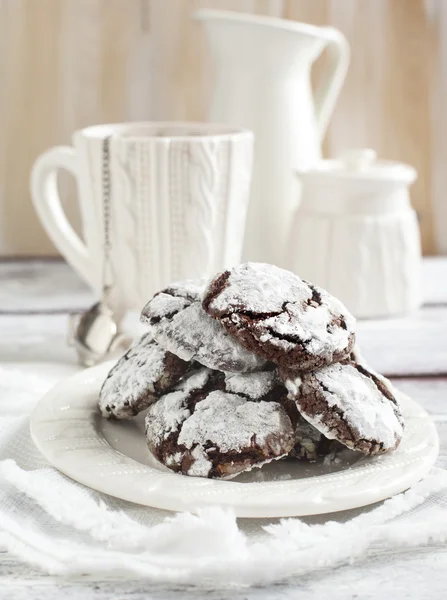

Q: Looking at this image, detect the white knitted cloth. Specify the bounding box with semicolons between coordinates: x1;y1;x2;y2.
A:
0;362;446;588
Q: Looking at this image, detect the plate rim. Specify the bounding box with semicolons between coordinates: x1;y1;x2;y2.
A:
30;362;440;518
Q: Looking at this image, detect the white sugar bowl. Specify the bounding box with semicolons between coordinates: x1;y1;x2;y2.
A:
288;149;422;318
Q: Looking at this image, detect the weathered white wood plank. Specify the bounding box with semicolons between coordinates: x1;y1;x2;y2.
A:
1;548;447;600
391;377;447;468
0;260;92;312
0;257;446;312
1;306;445;377
422;257;447;304
0;259;445;377
0;313;145;364
0;314;77;363
357;306;447;376
392;377;447;415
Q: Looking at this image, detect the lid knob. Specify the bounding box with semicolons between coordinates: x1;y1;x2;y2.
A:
340;149;377;171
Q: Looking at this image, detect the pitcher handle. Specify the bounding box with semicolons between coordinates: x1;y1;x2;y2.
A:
314;28;350;140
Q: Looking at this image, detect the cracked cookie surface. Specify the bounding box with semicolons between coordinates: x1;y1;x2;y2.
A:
145;366;294;478
141;279;265;373
99;333;191;419
282;361;404;455
203;262;355;372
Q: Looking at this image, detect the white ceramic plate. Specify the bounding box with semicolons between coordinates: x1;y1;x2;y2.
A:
30;361;439;518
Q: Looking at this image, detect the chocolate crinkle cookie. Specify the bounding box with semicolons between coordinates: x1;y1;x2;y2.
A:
99;333;191;419
282;361;404;455
141;279;265;373
202;262;356;373
145;367;295;479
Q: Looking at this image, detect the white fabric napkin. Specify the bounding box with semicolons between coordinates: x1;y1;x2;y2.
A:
0;362;446;588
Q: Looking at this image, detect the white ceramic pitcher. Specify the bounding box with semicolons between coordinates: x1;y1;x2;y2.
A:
288;150;421;318
195;10;350;265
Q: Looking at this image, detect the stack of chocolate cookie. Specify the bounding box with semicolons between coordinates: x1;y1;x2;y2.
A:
99;263;404;479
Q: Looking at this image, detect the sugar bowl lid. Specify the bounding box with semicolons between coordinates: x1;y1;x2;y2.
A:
298;149;417;186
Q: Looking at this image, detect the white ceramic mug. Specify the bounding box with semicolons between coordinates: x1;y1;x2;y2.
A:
31;122;253;313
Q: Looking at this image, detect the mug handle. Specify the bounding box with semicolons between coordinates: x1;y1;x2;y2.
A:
30;146;94;287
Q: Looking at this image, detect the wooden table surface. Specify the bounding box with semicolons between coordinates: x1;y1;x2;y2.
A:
0;258;446;600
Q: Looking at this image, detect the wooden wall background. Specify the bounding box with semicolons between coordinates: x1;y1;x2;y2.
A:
0;0;445;256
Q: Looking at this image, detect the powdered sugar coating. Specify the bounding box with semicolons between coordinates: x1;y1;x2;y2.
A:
145;367;217;451
99;333;189;419
207;263;309;314
145;366;294;479
203;263;356;371
145;368;216;447
178;368;211;393
187;446;211;477
145;389;192;444
141;279;265;373
178;391;291;454
224;371;277;399
285;362;404;454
